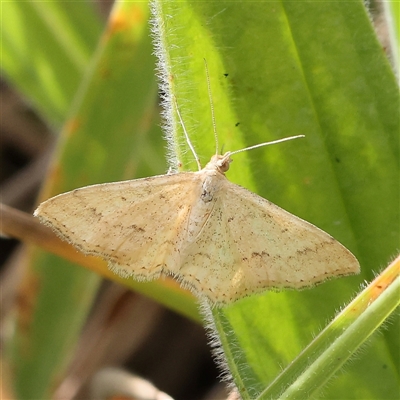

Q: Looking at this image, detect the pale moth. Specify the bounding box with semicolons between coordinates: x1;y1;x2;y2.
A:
34;72;360;305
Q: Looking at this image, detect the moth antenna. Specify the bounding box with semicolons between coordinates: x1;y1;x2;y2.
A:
204;59;219;155
229;135;305;156
173;95;202;171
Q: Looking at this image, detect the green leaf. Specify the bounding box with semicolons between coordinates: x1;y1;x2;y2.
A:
1;1;102;126
153;0;399;398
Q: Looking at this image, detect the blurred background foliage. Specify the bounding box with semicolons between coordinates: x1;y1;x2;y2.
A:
1;0;398;399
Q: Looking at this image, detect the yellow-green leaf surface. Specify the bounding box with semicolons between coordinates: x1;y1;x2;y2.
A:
153;0;399;398
1;1;102;125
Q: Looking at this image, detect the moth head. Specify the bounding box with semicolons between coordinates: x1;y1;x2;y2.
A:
207;153;233;174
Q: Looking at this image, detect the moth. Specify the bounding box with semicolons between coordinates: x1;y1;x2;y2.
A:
34;68;359;304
